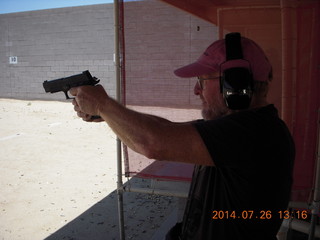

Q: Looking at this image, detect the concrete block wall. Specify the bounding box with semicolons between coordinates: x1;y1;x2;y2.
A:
124;0;217;108
0;4;115;100
0;0;217;107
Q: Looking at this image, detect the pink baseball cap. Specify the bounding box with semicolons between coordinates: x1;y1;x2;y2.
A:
174;36;272;82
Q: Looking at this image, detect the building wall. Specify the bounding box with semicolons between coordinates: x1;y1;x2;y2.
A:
0;1;217;107
0;4;115;100
123;0;217;108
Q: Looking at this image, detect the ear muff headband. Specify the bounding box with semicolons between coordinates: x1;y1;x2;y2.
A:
225;32;243;60
221;33;253;110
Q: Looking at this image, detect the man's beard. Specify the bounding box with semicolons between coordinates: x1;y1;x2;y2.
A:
202;104;230;120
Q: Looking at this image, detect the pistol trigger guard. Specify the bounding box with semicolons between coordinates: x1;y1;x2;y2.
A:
64;91;74;100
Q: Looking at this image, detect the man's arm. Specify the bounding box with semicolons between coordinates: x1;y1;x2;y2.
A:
70;85;214;166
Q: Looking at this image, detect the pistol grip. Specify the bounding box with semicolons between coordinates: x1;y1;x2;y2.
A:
90;115;102;120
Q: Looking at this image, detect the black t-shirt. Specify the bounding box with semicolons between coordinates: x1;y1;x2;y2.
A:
180;105;295;240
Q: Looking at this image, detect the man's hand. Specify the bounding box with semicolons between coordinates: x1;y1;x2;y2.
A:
69;85;108;122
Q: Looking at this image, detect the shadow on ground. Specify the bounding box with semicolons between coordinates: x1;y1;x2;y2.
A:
44;178;179;240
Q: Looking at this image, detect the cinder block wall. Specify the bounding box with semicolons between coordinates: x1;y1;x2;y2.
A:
0;1;217;107
0;4;115;100
123;1;217;108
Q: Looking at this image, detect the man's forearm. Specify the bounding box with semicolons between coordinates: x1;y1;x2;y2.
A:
98;97;174;159
71;85;214;166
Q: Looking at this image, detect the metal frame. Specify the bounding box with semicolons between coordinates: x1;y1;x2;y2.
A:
113;0;126;239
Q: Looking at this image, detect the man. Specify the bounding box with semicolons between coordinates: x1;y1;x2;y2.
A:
70;33;295;239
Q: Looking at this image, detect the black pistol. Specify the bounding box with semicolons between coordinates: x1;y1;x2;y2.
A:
43;70;101;120
43;70;100;99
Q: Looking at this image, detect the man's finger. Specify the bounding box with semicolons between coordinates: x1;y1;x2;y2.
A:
73;104;80;112
69;87;78;96
72;99;78;106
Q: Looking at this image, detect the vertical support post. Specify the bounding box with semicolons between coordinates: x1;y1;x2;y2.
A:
113;0;125;239
308;3;320;238
280;0;296;130
308;110;320;240
117;138;125;240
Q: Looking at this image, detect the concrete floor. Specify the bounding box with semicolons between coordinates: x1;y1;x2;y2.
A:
0;99;189;240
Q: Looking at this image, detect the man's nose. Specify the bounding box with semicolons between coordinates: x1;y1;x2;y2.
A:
194;82;201;95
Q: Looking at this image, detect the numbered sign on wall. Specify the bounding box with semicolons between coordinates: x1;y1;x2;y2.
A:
9;56;18;64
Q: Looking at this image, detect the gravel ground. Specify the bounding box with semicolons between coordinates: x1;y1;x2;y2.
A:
0;98;186;240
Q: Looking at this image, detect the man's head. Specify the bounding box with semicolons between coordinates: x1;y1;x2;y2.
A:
174;33;272;120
